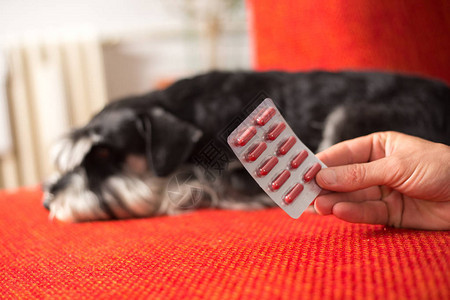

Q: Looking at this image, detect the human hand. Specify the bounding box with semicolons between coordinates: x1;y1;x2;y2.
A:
314;131;450;230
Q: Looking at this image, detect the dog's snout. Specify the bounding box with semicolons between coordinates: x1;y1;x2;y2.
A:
41;175;62;211
42;191;54;211
43;197;51;210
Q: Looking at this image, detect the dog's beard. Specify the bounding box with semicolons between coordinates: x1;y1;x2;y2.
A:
46;170;107;222
46;128;171;221
44;164;273;222
45;149;225;222
46;169;167;222
44;132;217;222
44;118;272;222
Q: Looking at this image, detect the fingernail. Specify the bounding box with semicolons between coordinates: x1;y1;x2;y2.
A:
319;169;337;186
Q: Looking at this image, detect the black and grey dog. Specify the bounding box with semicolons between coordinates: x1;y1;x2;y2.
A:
43;71;450;222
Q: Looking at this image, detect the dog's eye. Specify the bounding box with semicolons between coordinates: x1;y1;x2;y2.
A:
93;146;112;160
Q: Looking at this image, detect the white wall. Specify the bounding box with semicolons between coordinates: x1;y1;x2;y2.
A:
0;0;184;36
0;0;252;100
0;0;252;188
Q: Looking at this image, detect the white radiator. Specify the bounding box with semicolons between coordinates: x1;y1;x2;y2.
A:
0;31;108;189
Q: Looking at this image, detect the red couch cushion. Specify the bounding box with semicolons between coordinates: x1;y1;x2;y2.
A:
248;0;450;83
1;187;449;299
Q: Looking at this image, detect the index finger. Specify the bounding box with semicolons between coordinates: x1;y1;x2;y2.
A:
316;133;386;167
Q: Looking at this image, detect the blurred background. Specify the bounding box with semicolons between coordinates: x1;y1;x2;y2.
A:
1;0;448;189
0;0;251;189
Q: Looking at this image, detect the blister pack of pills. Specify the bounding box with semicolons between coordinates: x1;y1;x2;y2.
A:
227;98;326;219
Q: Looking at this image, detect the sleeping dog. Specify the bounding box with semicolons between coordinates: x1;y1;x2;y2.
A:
42;71;450;222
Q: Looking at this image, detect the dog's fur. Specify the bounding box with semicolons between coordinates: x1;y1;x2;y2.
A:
43;71;450;222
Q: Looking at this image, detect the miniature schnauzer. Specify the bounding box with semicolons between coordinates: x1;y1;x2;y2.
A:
43;71;450;222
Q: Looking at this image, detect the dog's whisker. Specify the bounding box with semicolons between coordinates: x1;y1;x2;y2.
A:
104;175;159;218
48;170;109;222
48;204;56;222
99;173;161;219
101;188;138;219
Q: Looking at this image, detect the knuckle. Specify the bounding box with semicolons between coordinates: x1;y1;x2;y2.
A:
344;164;366;185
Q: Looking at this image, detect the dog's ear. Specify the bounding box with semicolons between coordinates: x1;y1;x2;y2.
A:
137;107;203;177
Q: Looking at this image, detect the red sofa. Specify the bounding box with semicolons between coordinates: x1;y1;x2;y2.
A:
1;1;449;299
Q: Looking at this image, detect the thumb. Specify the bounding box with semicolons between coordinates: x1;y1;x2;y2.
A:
316;159;388;192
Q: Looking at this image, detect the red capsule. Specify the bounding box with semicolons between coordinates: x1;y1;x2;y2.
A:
255;107;276;126
278;136;296;155
266;122;286;141
284;183;304;204
271;170;291;191
290;150;309;169
257;156;278;177
304;163;322;183
246;142;267;162
235;126;257;146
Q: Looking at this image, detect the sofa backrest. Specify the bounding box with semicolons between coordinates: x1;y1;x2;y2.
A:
247;0;450;83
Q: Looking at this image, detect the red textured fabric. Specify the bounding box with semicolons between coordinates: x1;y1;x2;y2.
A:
248;0;450;83
1;187;449;299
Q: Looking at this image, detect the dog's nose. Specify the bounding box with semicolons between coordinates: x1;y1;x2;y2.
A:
43;199;50;210
42;192;53;211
